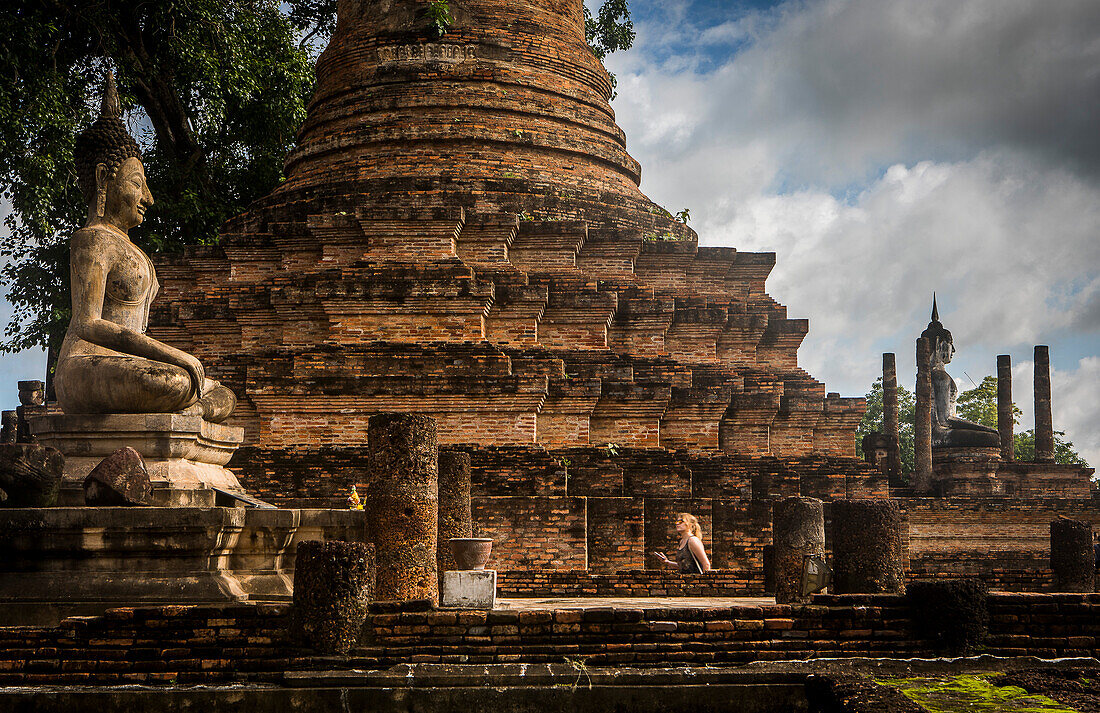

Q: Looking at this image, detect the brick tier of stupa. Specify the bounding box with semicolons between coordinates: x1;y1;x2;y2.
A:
148;0;878;576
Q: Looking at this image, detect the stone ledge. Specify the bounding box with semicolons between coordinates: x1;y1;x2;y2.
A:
29;412;246;495
0;506;367;626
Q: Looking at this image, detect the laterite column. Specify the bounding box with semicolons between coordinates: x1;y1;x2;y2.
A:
366;413;439;604
831;499;905;594
882;353;901;485
437;450;472;586
1034;346;1054;462
913;337;933;493
1050;518;1094;593
773;496;825;604
997;355;1014;461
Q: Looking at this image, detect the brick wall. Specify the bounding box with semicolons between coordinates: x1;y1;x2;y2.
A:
1;593;1097;684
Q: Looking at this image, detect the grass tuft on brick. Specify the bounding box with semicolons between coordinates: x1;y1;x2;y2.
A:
291;540;375;654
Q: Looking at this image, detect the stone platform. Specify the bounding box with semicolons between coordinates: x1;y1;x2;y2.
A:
0;593;1097;687
29;412;245;506
0;506;366;626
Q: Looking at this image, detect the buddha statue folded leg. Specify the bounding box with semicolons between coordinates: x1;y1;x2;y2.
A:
54;355;236;423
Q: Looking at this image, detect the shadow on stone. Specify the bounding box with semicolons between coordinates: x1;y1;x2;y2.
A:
0;442;64;507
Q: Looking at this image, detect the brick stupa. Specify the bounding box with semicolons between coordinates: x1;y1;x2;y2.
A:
149;0;878;577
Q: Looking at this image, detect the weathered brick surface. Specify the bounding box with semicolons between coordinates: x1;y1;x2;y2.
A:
135;0;1100;600
146;0;864;479
1;593;1097;684
901;497;1100;591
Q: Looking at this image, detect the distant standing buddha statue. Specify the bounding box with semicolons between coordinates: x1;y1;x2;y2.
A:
920;298;999;449
53;73;236;422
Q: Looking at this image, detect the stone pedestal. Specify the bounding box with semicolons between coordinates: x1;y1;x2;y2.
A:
773;496;825;604
0;506;367;626
441;570;496;609
29;413;245;506
831;499;905;594
932;446;1003;496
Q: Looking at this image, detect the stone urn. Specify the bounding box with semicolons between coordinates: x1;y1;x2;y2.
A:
449;538;493;570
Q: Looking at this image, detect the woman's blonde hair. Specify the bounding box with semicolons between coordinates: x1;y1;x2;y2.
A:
678;512;702;539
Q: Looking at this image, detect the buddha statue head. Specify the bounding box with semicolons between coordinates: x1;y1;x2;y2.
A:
73;72;151;230
920;295;954;366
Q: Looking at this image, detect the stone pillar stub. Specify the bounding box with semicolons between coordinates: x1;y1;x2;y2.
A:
1050;518;1094;593
882;353;901;485
290;540;375;654
772;496;824;604
830;499;906;594
913;337;933;493
1034;346;1054;463
366;413;439;604
437;450;472;588
997;355;1014;462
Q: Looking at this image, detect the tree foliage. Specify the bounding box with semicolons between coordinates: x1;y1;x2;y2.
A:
956;376;1088;467
0;0;329;355
1;0;634;359
955;375;1020;427
584;0;635;94
856;377;916;476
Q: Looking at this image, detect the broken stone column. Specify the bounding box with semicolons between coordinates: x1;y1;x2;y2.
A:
997;355;1014;462
1050;518;1094;593
0;411;15;444
16;380;44;443
291;540;375;654
83;447;152;506
1034;346;1054;463
882;353;902;485
437;450;472;586
913;337;933;492
0;441;64;507
831;499;905;594
773;496;825;604
366;413;439;604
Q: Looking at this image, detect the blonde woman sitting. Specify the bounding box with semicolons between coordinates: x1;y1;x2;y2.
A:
653;512;711;573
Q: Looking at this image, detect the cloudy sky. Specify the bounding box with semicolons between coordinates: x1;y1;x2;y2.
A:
3;0;1098;466
602;0;1100;466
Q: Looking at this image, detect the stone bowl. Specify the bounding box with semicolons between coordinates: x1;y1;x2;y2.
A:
448;538;493;570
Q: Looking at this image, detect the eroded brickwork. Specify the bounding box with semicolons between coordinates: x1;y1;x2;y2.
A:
145;0;876;587
1;594;1097;684
149;0;862;466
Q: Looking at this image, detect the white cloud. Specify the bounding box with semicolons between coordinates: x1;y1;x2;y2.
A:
609;0;1099;459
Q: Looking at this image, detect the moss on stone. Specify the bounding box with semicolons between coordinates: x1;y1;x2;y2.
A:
877;674;1078;713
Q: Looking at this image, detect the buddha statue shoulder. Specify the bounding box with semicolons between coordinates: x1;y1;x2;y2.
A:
920;298;999;449
53;73;235;423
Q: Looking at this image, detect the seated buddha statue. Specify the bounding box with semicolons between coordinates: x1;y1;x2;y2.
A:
53;73;236;423
921;299;999;449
